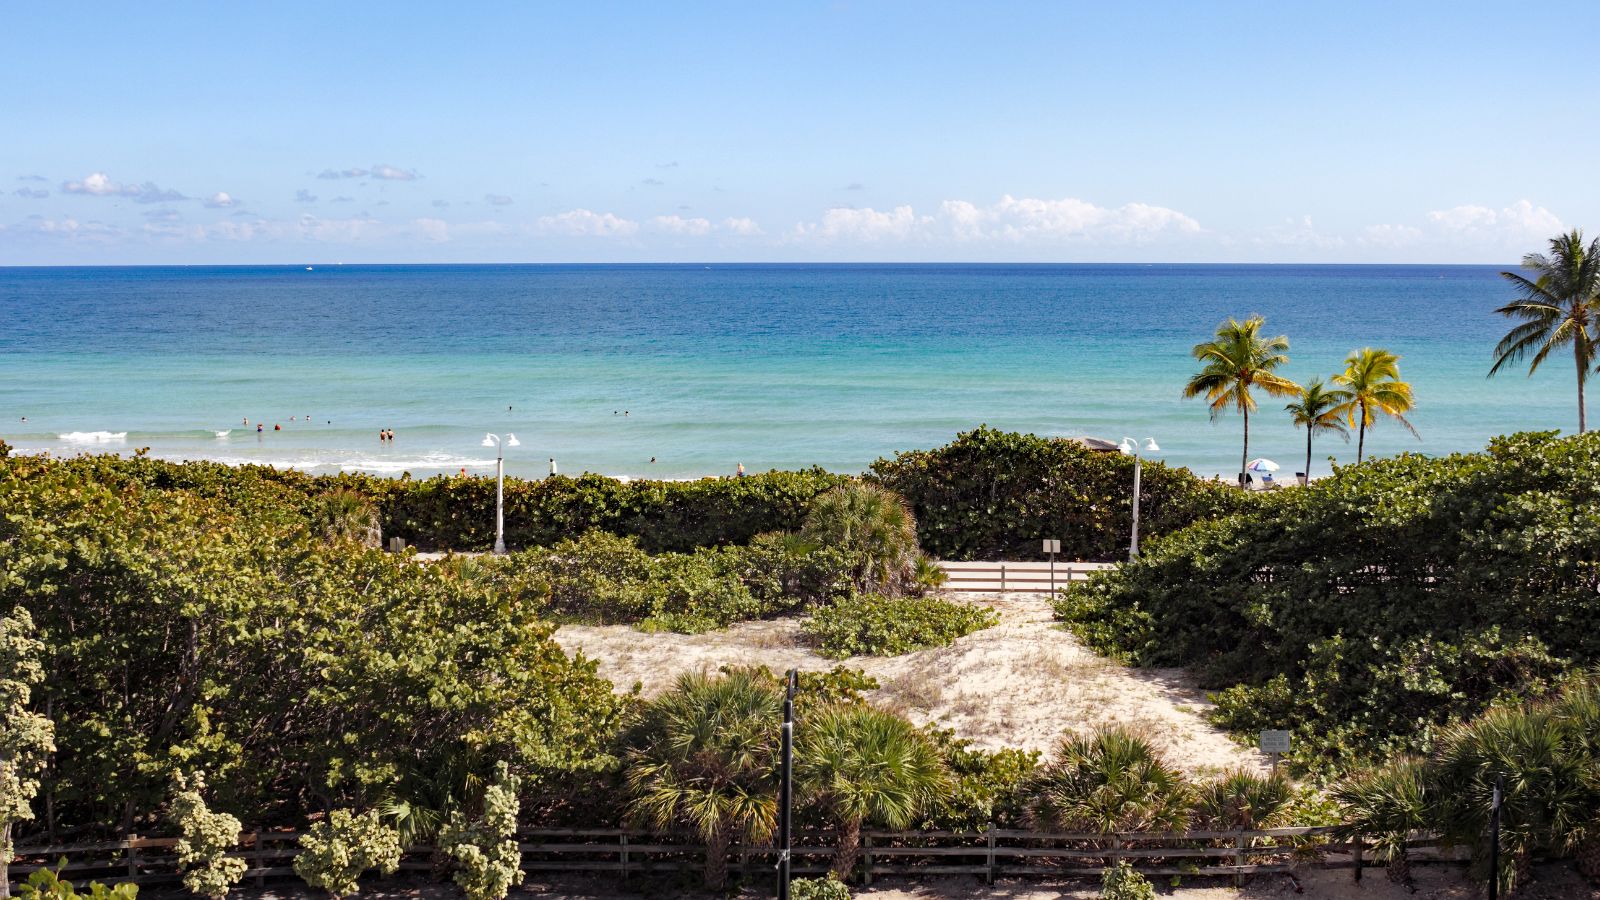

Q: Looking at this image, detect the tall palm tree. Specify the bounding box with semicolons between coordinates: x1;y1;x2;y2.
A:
1491;229;1600;434
1332;348;1418;463
1183;315;1302;483
622;670;781;891
797;704;948;880
1284;379;1349;479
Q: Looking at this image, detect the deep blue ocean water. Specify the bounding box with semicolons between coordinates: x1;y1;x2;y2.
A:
0;263;1578;479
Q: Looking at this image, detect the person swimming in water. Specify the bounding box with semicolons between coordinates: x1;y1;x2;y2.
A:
257;423;264;433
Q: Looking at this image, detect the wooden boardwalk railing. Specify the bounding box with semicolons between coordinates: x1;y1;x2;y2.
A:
937;560;1114;594
9;824;1468;892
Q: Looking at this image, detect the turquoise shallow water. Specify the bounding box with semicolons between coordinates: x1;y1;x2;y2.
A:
0;263;1579;480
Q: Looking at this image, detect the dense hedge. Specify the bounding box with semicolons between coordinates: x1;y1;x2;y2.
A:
871;426;1248;561
0;451;627;836
1055;431;1600;773
802;593;998;659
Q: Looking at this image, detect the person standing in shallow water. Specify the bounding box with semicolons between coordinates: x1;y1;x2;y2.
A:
549;458;558;477
736;462;745;478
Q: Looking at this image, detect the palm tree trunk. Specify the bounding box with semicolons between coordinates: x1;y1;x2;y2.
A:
1357;403;1367;463
1241;406;1250;486
831;817;863;881
703;826;731;891
1305;429;1313;483
1577;340;1588;434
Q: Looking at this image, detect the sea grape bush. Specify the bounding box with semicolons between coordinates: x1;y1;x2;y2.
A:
438;763;523;900
871;426;1247;561
1055;431;1600;772
292;809;402;900
802;593;998;659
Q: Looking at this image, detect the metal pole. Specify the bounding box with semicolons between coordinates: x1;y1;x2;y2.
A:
1129;453;1142;560
777;669;795;900
1488;775;1503;900
493;446;506;555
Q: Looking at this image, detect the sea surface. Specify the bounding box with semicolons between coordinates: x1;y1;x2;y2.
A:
0;263;1578;480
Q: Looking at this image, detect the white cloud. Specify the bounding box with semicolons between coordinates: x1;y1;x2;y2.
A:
17;175;48;182
789;195;1199;245
484;193;514;206
1254;215;1346;249
642;177;665;187
331;195;354;203
1426;200;1562;240
61;172;187;204
795;205;931;242
411;217;450;243
317;168;368;180
204;192;238;208
721;216;763;236
649;214;712;236
534;208;638;237
2;214;122;241
371;164;418;181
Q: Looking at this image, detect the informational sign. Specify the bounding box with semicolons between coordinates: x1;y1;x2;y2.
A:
1258;730;1291;754
1042;539;1061;554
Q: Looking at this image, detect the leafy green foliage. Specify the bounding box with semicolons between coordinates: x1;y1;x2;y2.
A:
872;426;1245;561
917;728;1039;831
293;809;402;899
1055;431;1600;771
1189;770;1293;832
16;861;136;900
1100;860;1155;900
0;452;626;837
310;488;383;548
169;772;247;900
1025;728;1191;833
803;594;997;659
438;762;523;900
801;483;920;592
790;875;851;900
0;607;54;889
1331;757;1431;884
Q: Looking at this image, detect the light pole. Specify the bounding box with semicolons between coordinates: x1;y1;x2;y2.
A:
1118;437;1160;560
481;432;520;554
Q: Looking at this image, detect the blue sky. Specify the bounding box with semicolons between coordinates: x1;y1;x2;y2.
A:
2;1;1594;264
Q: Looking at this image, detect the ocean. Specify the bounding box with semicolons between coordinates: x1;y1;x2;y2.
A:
0;263;1576;481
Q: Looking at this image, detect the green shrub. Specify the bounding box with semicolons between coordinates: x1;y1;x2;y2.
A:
294;809;402;899
872;426;1245;561
170;772;247;900
1025;727;1192;833
918;728;1039;831
16;861;137;900
1189;769;1293;831
310;488;382;548
438;763;523;900
1100;860;1155;900
803;594;997;659
801;482;920;592
1054;431;1600;772
791;875;851;900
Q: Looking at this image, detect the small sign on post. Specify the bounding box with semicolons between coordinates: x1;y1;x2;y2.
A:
1259;729;1291;774
1043;539;1061;590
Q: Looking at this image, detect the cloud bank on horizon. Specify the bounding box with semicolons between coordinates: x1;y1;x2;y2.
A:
2;3;1597;264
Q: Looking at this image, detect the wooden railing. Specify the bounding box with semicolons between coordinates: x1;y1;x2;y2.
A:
9;824;1469;892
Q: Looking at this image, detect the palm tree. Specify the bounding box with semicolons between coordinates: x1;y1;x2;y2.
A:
1331;348;1418;463
622;670;781;890
311;488;383;548
1191;769;1293;832
1332;756;1432;885
1024;727;1192;834
797;705;948;880
1284;379;1349;480
1183;316;1302;483
802;483;921;593
1491;230;1600;433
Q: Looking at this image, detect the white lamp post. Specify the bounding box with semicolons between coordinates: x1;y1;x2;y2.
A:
481;432;520;554
1118;437;1161;560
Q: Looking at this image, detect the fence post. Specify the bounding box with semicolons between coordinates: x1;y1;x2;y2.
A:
986;822;996;884
620;833;629;882
1000;564;1006;594
127;834;139;882
1109;833;1121;872
252;831;264;887
1233;831;1246;888
863;833;873;887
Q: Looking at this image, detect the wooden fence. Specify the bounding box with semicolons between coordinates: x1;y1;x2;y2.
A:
8;824;1468;892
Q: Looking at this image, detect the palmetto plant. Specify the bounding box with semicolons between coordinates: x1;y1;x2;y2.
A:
622;669;781;891
1331;347;1418;463
797;704;948;879
1551;678;1600;880
1284;378;1349;479
802;482;920;593
1024;727;1192;834
311;488;383;548
1432;703;1598;896
1491;230;1600;434
1191;769;1293;832
1183;315;1302;482
1331;756;1432;885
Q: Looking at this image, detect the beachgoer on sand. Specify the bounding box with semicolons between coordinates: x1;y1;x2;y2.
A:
549;458;558;477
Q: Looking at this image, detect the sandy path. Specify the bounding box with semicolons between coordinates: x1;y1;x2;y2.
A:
554;591;1264;775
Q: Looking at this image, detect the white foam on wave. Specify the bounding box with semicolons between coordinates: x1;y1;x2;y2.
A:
59;431;127;444
156;450;500;474
214;430;231;439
